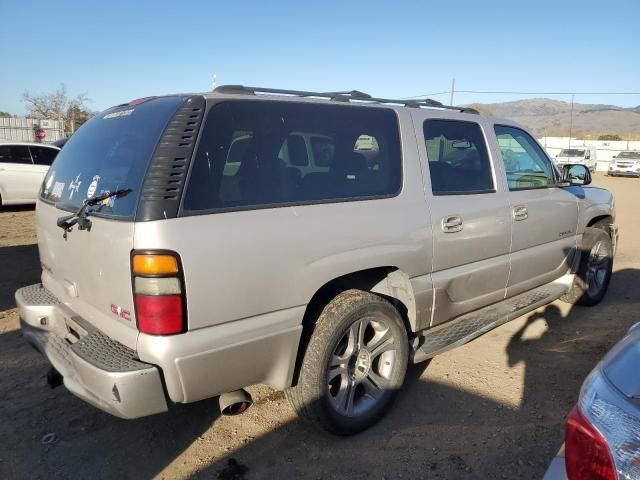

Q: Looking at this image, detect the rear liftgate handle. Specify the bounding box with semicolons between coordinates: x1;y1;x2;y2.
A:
441;215;463;233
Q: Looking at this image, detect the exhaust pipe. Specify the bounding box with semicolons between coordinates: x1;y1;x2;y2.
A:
219;389;253;416
46;367;63;389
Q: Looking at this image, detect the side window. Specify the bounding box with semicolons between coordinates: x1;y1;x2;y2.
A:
494;125;556;190
0;145;33;164
423;120;494;194
30;146;59;166
183;101;402;211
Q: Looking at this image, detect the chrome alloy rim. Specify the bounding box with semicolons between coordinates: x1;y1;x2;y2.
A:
586;240;610;296
326;316;399;417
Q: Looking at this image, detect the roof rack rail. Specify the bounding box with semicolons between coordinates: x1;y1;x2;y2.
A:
213;85;479;114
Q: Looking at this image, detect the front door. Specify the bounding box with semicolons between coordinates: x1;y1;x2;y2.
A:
415;116;512;326
492;124;578;297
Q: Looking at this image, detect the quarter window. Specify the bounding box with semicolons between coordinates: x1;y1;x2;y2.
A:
183;101;402;212
494;125;556;190
423;120;494;194
0;145;32;164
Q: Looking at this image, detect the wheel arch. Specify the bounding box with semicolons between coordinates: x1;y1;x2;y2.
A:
290;266;416;387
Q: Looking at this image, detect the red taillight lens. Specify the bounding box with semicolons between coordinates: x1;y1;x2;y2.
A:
565;406;616;480
135;295;183;335
132;251;186;335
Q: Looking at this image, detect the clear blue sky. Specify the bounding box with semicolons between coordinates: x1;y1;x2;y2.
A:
3;0;639;114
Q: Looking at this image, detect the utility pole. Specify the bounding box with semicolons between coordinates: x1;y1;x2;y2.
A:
449;78;456;106
568;93;574;149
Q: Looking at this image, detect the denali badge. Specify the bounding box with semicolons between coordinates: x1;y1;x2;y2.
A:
110;304;131;321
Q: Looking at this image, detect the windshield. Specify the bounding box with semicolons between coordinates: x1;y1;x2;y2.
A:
617;151;640;159
40;96;185;219
558;149;586;157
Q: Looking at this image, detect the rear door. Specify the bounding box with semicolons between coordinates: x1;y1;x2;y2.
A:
414;115;512;326
0;144;38;202
37;96;188;349
491;124;578;296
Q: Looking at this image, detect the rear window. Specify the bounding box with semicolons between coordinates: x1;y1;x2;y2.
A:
40;96;185;218
183;101;401;212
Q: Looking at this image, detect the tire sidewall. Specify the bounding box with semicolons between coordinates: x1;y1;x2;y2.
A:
578;228;613;305
303;291;408;435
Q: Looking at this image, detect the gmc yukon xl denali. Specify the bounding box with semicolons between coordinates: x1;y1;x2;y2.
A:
16;86;618;435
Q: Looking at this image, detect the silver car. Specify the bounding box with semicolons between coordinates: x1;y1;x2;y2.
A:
608;151;640;177
544;323;640;480
16;86;618;435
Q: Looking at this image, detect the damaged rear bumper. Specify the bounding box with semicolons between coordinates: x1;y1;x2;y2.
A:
16;284;168;419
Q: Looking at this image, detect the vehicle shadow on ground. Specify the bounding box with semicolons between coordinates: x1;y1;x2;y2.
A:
0;243;41;310
0;324;221;480
189;268;640;479
1;269;638;479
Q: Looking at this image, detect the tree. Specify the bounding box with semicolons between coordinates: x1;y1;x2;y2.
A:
21;84;91;134
598;134;622;141
0;112;12;118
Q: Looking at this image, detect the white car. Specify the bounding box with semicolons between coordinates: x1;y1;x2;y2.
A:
608;151;640;177
0;142;59;206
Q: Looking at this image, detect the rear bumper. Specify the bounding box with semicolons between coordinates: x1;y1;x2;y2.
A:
16;284;168;419
543;445;567;480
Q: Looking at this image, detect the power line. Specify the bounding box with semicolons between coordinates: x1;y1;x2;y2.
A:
405;90;640;99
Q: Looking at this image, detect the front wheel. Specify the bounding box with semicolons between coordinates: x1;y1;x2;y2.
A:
561;227;613;306
286;289;408;435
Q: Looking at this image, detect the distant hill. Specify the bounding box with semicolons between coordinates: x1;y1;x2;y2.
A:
465;98;640;138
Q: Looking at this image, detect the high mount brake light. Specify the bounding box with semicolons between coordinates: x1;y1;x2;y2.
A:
132;252;186;335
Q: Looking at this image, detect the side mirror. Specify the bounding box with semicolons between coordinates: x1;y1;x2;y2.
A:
561;164;591;186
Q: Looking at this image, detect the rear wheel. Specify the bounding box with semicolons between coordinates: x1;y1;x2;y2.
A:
561;227;613;306
287;289;408;435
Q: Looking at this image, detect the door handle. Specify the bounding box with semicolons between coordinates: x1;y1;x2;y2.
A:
513;206;528;221
442;215;463;233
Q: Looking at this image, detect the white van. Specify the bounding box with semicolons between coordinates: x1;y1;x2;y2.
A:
554;148;597;171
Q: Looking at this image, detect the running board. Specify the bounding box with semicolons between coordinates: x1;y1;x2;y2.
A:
411;280;570;363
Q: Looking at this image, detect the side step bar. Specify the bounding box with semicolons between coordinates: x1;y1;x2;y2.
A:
412;280;570;363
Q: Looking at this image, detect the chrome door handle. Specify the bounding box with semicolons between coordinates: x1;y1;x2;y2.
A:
442;215;463;233
513;206;528;221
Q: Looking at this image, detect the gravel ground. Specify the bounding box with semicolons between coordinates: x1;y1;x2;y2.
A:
0;174;638;480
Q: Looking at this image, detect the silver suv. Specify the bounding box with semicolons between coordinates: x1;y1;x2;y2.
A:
16;86;618;435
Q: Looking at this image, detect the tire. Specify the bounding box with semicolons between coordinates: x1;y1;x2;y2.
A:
286;289;408;435
561;227;613;306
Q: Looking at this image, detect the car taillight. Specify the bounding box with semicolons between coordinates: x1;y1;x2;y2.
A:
565;406;616;480
132;251;186;335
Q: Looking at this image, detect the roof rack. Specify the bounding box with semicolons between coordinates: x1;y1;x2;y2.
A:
213;85;479;114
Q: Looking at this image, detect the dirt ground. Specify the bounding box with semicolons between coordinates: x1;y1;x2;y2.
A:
1;174;638;480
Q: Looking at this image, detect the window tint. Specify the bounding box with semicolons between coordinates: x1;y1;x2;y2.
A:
494;125;556;190
423;120;494;194
0;145;32;164
39;96;185;218
183;101;402;211
30;146;59;166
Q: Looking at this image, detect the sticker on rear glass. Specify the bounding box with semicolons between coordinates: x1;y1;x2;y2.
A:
52;182;65;199
68;174;82;200
87;175;100;198
103;109;133;120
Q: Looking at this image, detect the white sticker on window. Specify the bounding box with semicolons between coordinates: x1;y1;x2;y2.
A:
52;182;65;198
87;175;100;198
103;109;133;120
68;174;82;200
44;172;55;195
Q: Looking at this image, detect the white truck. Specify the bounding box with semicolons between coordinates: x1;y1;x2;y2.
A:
554;148;597;171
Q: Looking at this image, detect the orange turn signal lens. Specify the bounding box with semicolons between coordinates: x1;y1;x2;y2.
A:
133;254;179;276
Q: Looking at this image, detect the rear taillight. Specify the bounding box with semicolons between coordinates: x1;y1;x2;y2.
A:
132;251;186;335
565;406;616;480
